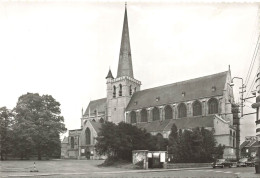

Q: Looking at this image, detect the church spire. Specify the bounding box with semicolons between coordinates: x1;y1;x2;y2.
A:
117;3;134;78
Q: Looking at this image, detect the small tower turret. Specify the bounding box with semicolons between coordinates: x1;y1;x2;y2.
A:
106;68;114;80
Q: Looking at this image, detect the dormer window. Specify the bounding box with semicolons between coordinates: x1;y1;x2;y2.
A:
182;92;185;97
156;97;160;102
134;101;138;105
212;86;216;92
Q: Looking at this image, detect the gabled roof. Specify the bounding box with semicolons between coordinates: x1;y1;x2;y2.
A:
83;98;107;117
136;115;215;133
240;136;260;149
126;71;228;111
61;136;68;144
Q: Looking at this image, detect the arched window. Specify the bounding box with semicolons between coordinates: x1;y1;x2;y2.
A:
152;107;160;121
129;85;132;96
99;118;104;123
193;100;202;116
134;87;137;93
141;109;148;122
71;137;74;149
208;98;218;114
86;127;91;145
130;111;136;123
119;84;122;96
164;105;173;120
92;119;96;122
178;103;187;118
113;86;116;98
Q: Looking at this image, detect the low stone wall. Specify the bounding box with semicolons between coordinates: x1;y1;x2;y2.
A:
167;163;212;169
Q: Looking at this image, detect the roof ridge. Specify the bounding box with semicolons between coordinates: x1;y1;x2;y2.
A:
135;71;228;94
89;97;107;103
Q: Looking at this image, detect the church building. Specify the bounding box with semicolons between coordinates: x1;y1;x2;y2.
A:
62;5;238;160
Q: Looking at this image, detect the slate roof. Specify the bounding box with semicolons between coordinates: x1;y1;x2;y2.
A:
117;5;133;78
247;140;258;147
83;98;107;117
126;71;228;111
89;120;103;133
240;136;260;149
136;115;215;132
240;140;259;149
240;140;250;149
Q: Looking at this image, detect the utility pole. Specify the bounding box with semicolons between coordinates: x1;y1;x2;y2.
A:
231;77;246;160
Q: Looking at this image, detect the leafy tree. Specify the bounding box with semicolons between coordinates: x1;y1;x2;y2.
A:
180;129;193;162
153;133;168;151
213;144;225;160
116;122;152;160
95;121;164;161
168;125;225;163
189;128;203;162
168;124;179;162
0;107;14;160
200;127;216;162
13;93;67;160
95;121;118;157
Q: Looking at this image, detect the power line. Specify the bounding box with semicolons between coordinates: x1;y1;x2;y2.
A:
245;8;260;86
245;34;260;87
245;100;255;104
245;66;260;98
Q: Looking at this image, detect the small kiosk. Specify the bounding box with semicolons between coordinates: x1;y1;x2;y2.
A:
132;150;167;169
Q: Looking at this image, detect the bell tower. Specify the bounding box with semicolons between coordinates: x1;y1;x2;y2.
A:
106;4;141;123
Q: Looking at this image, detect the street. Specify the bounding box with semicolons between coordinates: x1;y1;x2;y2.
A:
1;160;259;178
75;167;258;178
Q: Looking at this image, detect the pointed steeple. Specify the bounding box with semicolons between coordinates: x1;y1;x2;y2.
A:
117;3;134;78
106;68;114;79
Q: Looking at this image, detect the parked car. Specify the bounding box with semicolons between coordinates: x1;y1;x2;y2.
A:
237;158;255;167
237;158;247;167
245;158;255;167
212;159;225;168
212;159;234;168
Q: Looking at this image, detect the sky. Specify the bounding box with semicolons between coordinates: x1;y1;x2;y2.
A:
0;1;259;142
